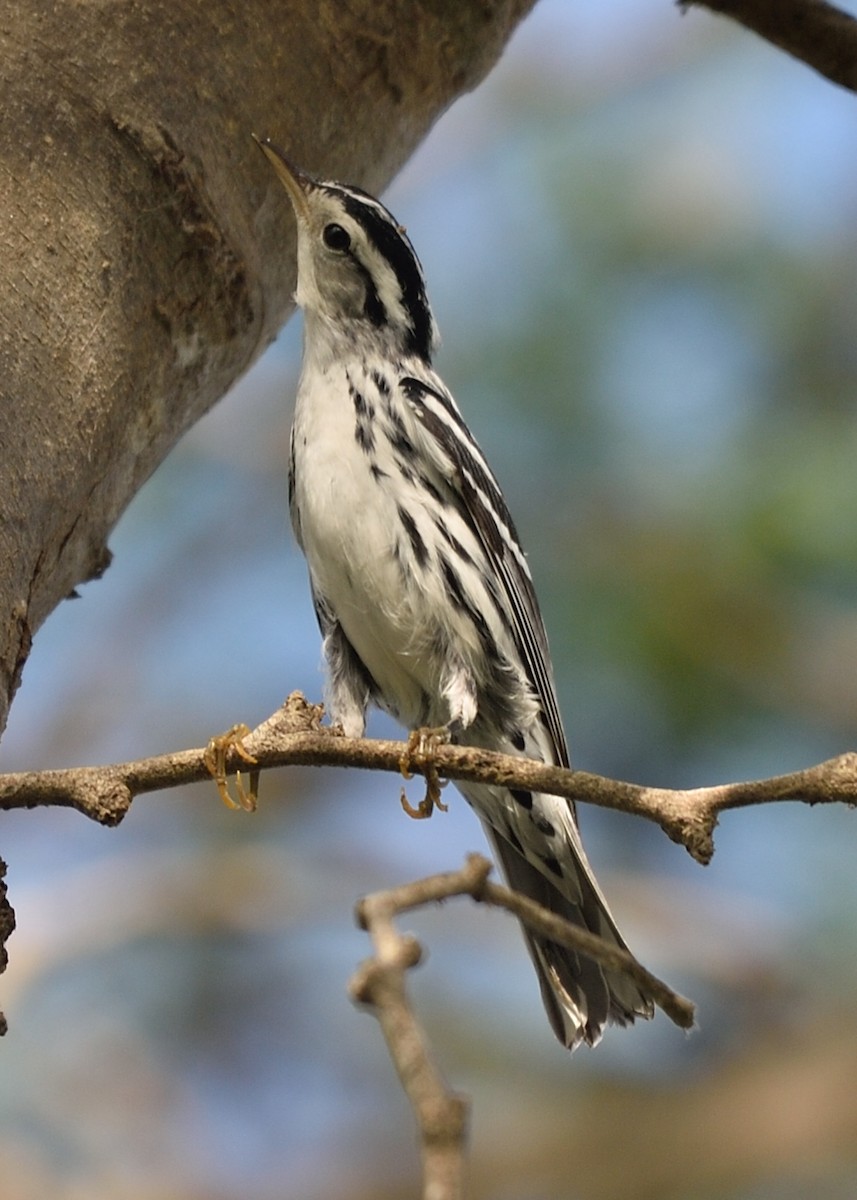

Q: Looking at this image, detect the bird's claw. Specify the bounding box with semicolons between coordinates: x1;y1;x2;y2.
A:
204;723;260;812
399;726;450;820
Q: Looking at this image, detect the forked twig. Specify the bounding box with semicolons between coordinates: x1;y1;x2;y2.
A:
351;853;693;1199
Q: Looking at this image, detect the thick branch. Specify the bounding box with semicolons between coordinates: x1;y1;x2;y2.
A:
0;0;537;735
680;0;857;93
1;693;855;866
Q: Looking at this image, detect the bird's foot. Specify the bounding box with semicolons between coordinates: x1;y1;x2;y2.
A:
399;726;450;820
203;723;260;812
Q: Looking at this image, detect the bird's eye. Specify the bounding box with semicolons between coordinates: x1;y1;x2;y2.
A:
322;223;351;252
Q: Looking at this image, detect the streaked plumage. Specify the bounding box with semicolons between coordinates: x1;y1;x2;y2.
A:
257;138;653;1047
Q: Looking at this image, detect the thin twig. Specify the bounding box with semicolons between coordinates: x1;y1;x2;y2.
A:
351;854;693;1198
1;692;855;866
351;862;482;1200
478;876;694;1030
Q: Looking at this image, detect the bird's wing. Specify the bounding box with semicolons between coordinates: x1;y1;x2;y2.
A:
400;373;570;768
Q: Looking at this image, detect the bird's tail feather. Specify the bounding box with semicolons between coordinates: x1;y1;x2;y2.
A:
485;822;653;1049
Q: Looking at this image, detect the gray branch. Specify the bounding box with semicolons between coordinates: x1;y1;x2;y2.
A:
2;693;855;870
351;853;693;1200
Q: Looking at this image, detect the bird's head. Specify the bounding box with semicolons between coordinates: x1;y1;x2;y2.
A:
254;137;438;363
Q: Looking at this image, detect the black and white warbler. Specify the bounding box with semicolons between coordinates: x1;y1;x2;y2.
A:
256;138;653;1048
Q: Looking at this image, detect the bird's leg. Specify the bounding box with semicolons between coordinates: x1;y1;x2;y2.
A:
204;723;260;812
399;725;450;820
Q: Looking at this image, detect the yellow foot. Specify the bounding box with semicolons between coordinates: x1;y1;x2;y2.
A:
203;723;260;812
399;726;450;820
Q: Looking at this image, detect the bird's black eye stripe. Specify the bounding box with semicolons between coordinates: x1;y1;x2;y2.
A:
323;223;351;252
339;191;434;362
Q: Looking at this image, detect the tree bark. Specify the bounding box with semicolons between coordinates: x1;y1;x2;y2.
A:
0;0;536;735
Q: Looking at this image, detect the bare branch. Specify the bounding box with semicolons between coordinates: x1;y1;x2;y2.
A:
351;863;479;1200
350;853;693;1197
362;854;693;1028
1;693;855;866
0;0;540;737
680;0;857;93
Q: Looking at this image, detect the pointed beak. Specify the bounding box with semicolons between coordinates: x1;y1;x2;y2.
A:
252;135;311;222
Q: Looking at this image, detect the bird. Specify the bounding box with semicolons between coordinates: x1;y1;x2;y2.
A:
254;136;654;1048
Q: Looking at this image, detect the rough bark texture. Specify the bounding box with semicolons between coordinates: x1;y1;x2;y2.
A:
0;0;536;735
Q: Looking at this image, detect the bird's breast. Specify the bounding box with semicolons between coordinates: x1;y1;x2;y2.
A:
290;361;449;723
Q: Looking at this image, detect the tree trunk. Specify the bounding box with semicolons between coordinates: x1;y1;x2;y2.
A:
0;0;536;735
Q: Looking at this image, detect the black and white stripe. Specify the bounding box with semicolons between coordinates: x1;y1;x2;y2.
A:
301;174;438;363
260;144;654;1049
338;187;435;362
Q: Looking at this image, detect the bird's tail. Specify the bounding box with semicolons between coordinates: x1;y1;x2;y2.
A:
484;819;653;1049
